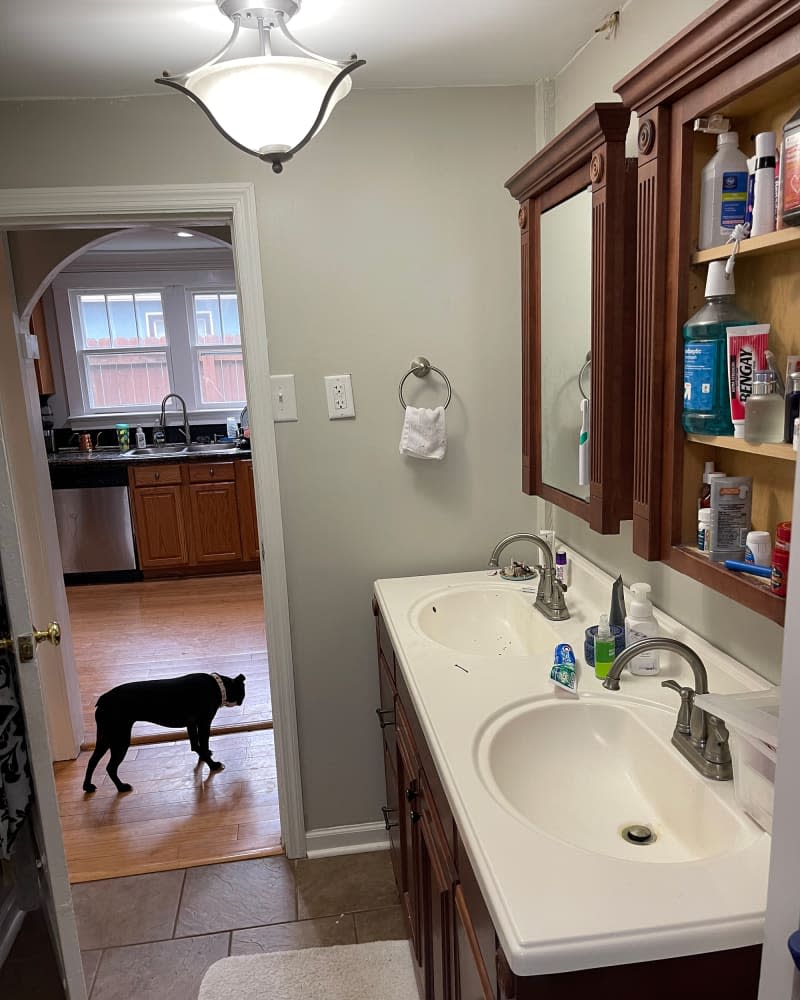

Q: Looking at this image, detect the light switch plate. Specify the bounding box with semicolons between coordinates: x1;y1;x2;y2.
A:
271;374;298;421
324;374;356;419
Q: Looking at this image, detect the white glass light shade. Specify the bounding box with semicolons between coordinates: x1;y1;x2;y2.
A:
185;56;352;155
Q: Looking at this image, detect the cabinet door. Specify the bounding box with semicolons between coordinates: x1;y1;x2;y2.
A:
236;459;261;561
30;298;55;397
383;741;402;889
454;886;494;1000
397;723;421;965
131;485;189;568
187;482;243;564
419;804;453;1000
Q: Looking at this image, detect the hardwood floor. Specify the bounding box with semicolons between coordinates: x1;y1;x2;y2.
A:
55;574;281;883
66;574;271;744
54;730;282;883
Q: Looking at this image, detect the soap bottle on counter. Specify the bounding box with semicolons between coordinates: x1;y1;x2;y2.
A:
135;426;146;449
625;584;660;676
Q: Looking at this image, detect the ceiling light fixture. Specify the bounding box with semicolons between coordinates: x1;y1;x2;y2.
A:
156;0;365;173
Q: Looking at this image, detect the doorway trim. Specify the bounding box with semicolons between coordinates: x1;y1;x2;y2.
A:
0;183;306;859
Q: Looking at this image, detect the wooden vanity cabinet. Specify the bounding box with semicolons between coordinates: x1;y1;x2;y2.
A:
614;0;800;625
372;600;762;999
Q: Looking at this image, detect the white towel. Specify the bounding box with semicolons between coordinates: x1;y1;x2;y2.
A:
399;405;447;460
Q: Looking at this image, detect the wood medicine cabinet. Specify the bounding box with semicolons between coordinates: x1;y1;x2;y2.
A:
506;103;637;534
615;0;800;625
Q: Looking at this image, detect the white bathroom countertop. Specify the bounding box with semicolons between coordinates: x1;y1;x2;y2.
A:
374;548;773;977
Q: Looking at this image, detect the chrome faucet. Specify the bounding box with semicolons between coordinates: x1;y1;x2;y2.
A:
158;393;191;446
602;637;732;781
488;533;569;621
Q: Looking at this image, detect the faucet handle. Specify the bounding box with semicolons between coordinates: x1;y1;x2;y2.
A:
703;714;732;767
661;680;694;736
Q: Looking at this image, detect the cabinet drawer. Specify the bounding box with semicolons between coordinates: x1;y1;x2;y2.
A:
131;463;182;486
188;461;235;483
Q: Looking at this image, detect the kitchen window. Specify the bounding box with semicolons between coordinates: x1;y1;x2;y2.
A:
52;265;246;425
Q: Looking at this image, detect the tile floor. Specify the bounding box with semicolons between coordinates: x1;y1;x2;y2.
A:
75;850;406;999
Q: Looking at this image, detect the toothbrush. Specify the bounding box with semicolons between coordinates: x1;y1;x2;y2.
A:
578;398;590;486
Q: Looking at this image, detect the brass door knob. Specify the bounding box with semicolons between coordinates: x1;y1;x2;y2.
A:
0;635;13;653
33;621;61;647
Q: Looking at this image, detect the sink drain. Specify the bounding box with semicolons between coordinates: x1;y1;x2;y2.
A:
621;824;656;846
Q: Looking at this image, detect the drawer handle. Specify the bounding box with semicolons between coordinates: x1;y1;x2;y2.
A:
405;786;417;803
154;471;160;481
210;468;215;476
410;809;421;824
381;805;398;831
375;707;396;729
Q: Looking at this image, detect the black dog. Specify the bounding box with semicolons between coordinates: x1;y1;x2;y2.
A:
83;672;246;794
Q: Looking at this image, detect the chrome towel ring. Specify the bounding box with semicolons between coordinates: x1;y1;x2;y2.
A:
398;356;452;410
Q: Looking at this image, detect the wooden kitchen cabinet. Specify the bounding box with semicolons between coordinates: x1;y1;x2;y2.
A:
30;297;55;397
614;0;798;625
129;459;258;577
372;599;762;999
130;483;189;569
235;459;261;561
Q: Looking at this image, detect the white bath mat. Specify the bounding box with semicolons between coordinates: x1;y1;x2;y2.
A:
198;939;421;1000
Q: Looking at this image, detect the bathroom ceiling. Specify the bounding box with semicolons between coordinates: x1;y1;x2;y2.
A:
0;0;616;99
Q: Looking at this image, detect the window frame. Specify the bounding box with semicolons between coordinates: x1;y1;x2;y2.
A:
51;265;243;426
185;288;246;409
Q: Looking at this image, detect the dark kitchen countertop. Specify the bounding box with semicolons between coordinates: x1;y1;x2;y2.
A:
48;445;252;467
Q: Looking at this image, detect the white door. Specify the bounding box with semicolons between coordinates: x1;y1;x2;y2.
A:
759;455;800;998
0;413;86;999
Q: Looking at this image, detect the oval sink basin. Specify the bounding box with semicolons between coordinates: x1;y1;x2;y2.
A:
411;585;558;657
477;698;759;863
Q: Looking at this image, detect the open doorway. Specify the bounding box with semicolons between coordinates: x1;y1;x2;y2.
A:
5;216;293;883
0;191;305;896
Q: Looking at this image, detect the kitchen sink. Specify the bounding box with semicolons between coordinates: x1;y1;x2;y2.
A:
410;584;558;656
476;697;759;863
124;445;186;456
184;442;240;452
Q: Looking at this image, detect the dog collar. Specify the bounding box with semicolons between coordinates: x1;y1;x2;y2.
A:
211;673;237;708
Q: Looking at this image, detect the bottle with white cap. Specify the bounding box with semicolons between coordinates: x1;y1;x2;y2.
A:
625;583;660;676
698;131;749;249
750;131;777;237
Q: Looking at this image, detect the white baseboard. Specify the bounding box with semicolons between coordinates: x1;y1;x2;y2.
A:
305;822;389;859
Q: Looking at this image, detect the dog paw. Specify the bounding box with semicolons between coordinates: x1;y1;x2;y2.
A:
209;761;225;772
117;783;133;794
83;783;96;794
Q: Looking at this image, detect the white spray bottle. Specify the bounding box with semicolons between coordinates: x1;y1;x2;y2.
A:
625;583;660;676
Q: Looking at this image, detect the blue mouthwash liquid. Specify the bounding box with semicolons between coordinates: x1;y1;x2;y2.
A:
682;261;754;436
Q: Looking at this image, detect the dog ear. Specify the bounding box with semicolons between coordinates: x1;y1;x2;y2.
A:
236;674;246;683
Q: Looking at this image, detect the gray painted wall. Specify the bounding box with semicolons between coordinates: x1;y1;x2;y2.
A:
0;86;540;829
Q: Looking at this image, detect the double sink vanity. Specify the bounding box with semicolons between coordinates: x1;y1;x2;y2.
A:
373;547;772;997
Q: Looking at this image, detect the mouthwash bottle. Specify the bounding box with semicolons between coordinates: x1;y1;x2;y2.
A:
682;261;754;436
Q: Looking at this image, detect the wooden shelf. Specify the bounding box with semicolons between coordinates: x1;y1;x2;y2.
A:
691;227;800;265
686;434;796;461
672;546;785;626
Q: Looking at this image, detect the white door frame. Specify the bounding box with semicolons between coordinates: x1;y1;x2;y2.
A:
0;183;306;860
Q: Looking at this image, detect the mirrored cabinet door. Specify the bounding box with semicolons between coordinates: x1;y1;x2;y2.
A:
506;103;637;534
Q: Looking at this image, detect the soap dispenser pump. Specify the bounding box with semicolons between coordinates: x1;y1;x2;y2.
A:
625;583;660;676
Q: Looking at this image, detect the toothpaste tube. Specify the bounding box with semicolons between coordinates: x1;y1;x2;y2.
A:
727;324;769;438
550;643;577;695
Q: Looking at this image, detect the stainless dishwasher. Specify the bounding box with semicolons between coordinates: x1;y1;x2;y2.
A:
51;464;137;574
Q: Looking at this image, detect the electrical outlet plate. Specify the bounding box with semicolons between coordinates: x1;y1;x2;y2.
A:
271;374;297;421
324;374;355;419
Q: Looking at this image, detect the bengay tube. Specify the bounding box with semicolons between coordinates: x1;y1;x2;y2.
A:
727;324;770;437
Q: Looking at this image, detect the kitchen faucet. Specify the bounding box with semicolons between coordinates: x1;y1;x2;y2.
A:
158;393;191;446
602;637;732;781
488;533;569;621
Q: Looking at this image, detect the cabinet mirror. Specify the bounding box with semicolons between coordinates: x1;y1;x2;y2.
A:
506;103;636;534
539;187;592;502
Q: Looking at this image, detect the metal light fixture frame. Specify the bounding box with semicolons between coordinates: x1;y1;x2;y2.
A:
156;0;365;173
